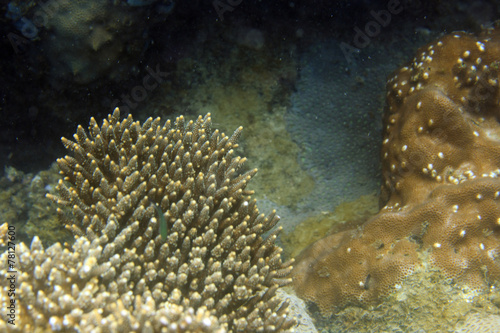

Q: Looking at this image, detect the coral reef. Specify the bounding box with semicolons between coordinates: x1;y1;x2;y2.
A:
281;193;378;258
0;165;68;246
292;26;500;315
381;28;500;207
5;0;173;86
324;254;500;332
36;0;167;85
276;288;317;333
292;213;420;314
455;312;500;333
0;109;295;332
150;41;315;208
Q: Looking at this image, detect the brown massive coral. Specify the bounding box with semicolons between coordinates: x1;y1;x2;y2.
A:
292;26;500;315
0;109;295;332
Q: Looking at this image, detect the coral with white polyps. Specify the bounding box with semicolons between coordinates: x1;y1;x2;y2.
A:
292;26;500;316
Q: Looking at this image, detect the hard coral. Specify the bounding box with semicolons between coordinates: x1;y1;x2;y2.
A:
382;28;500;207
0;109;295;332
292;26;500;316
292;226;419;314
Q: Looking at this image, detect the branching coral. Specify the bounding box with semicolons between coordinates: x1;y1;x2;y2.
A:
0;109;295;332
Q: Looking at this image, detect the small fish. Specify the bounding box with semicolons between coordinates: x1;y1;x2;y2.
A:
151;202;168;240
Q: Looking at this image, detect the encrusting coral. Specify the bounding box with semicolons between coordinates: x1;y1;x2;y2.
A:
292;26;500;315
0;109;295;332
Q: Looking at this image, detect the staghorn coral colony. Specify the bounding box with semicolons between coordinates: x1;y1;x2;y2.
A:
0;109;295;332
292;26;500;315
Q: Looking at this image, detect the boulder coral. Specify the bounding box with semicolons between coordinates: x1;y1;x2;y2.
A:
292;26;500;316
